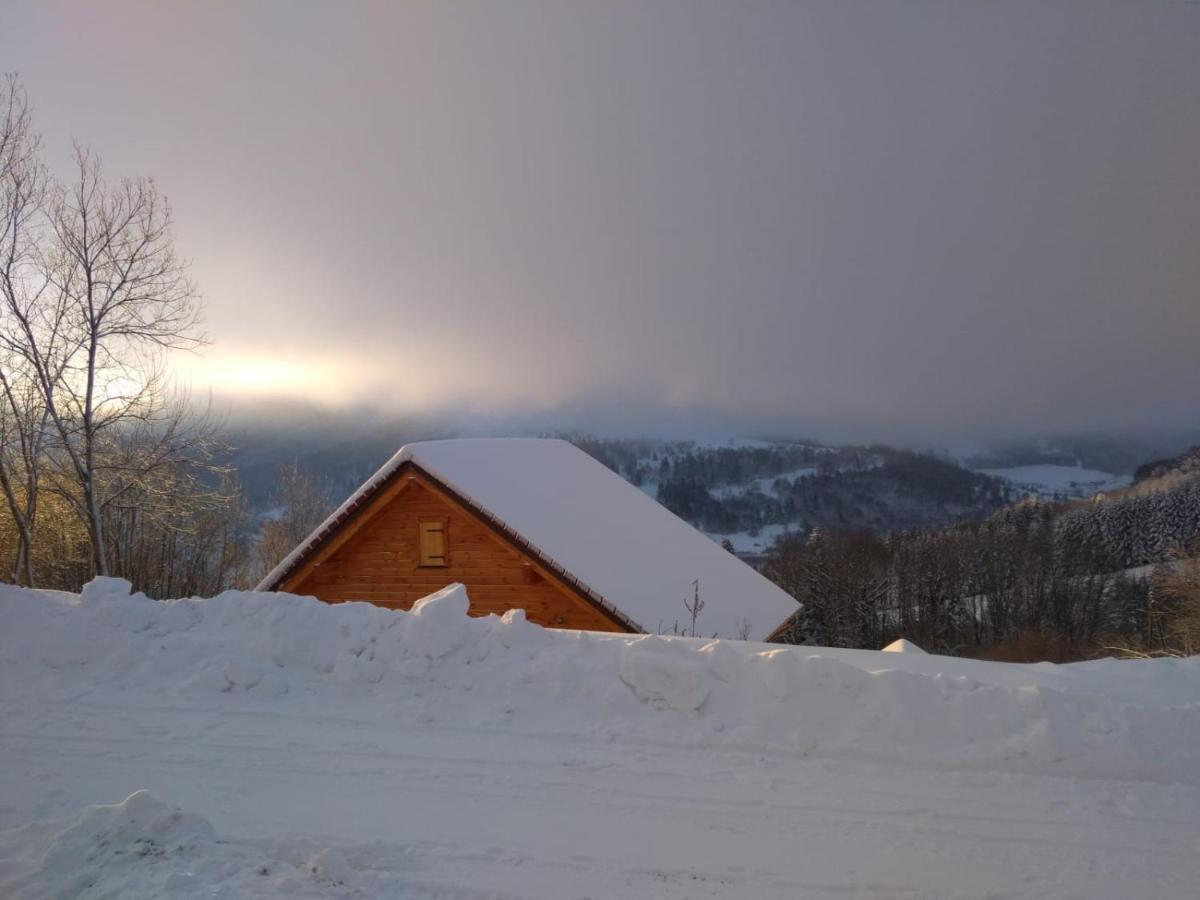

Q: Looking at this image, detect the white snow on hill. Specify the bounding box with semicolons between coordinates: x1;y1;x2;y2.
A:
978;464;1132;498
708;467;820;500
2;579;1199;898
706;522;799;555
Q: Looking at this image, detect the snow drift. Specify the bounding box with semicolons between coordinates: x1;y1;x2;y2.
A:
2;578;1199;785
3;579;1200;898
0;790;380;898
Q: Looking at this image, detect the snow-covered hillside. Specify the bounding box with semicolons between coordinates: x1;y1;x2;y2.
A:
977;464;1131;499
2;580;1199;898
585;436;1010;548
705;522;799;555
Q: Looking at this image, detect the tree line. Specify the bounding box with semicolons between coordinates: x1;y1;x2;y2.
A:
764;476;1200;660
569;435;1014;538
658;451;1011;537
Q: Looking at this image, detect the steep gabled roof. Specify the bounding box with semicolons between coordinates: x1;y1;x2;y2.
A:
258;438;800;641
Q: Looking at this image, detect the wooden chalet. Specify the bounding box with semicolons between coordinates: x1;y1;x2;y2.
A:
257;439;799;641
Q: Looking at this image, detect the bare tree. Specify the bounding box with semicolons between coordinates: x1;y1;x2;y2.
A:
1140;546;1200;657
1;75;229;588
254;462;335;581
31;145;204;574
0;73;52;584
0;360;48;583
102;444;250;598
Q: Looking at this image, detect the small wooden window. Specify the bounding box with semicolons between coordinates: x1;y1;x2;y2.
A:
418;519;447;567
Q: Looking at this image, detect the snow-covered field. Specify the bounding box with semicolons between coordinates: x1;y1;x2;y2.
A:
708;467;820;500
2;580;1199;899
978;464;1132;498
705;523;798;555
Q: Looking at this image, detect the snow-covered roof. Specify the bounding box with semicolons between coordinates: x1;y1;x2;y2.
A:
258;438;800;640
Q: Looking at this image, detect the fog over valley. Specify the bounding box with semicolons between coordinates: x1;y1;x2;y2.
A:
3;0;1198;442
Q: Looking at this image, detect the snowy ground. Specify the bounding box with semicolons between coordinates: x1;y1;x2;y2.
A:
2;580;1199;899
708;467;819;500
705;523;798;556
977;464;1131;498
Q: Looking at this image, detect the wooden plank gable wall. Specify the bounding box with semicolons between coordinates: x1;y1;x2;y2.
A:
281;468;627;632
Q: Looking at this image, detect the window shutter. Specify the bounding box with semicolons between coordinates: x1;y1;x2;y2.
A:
418;520;447;566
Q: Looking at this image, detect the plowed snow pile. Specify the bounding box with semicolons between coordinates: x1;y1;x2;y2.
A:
2;580;1199;898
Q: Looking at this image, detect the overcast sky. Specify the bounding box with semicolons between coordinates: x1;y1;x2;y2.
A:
2;0;1198;441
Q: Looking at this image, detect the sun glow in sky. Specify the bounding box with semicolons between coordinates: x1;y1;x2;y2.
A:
5;0;1199;440
170;346;493;414
171;351;347;403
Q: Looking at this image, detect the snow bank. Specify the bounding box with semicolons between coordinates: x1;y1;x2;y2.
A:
882;638;927;654
0;791;381;898
3;580;1200;786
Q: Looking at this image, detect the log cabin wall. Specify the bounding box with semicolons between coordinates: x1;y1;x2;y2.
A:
283;470;626;632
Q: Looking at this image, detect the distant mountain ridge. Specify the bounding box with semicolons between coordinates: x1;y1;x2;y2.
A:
563;435;1012;554
960;431;1200;477
213;405;1198;562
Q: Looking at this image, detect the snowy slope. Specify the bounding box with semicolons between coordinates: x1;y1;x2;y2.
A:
705;523;798;556
708;467;820;499
262;438;800;639
2;580;1199;898
978;464;1131;498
